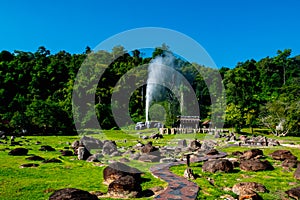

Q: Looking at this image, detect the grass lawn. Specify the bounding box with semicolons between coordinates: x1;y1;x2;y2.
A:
1;129;300;199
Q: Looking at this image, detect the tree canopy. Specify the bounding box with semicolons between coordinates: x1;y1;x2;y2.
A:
0;46;299;136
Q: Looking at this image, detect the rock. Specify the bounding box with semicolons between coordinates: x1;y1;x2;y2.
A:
42;158;62;163
267;139;280;146
138;154;160;162
71;140;80;150
228;158;240;168
160;157;177;163
269;150;297;161
178;139;187;147
149;133;163;139
140;189;155;197
141;142;159;155
39;145;55;151
77;146;91;160
202;159;233;173
206;148;219;156
201;140;217;151
49;188;98;200
111;151;121;157
119;158;130;163
102;141;118;155
232;151;243;156
241;149;263;160
130;153;140;160
107;175;142;198
141;135;149;140
60;150;73;156
150;186;164;193
189;139;201;149
20;163;39;168
240;159;274;172
282;159;298;168
184;167;196;180
26;155;45;161
86;153;103;162
285;186;300;200
8;148;28;156
238;188;262;200
232;182;267;195
294;164;300;180
80;136;103;150
103;162;142;184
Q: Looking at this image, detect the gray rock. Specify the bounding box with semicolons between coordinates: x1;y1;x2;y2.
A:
80;136;103;150
102;141;117;155
138;154;160;162
77;146;91;160
178;139;187;147
159;157;177;163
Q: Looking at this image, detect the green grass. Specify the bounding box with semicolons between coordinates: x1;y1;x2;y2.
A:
1;129;300;200
0;133;165;200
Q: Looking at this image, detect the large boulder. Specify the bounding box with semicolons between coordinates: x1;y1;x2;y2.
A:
294;164;300;180
240;159;274;172
232;182;267;195
102;140;118;155
202;159;233;173
285;186;300;200
8;148;28;156
80;136;103;150
77;146;91;160
103;162;142;184
49;188;98;200
241;149;263;160
107;175;142;198
269;150;297;161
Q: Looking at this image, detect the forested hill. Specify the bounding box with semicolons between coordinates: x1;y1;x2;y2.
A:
0;46;299;136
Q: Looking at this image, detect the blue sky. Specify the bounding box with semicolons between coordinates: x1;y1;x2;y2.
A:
1;0;300;68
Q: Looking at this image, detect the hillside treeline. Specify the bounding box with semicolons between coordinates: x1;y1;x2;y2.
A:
0;46;299;136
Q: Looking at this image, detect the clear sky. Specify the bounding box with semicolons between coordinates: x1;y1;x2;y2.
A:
1;0;300;68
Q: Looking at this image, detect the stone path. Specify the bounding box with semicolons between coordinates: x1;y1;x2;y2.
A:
150;152;227;200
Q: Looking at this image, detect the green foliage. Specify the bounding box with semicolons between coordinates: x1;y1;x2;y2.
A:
0;45;299;136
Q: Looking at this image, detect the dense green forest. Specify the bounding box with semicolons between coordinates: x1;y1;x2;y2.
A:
0;46;299;136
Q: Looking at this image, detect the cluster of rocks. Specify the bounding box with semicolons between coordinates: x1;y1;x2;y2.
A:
71;136;121;162
191;148;297;199
215;132;280;147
